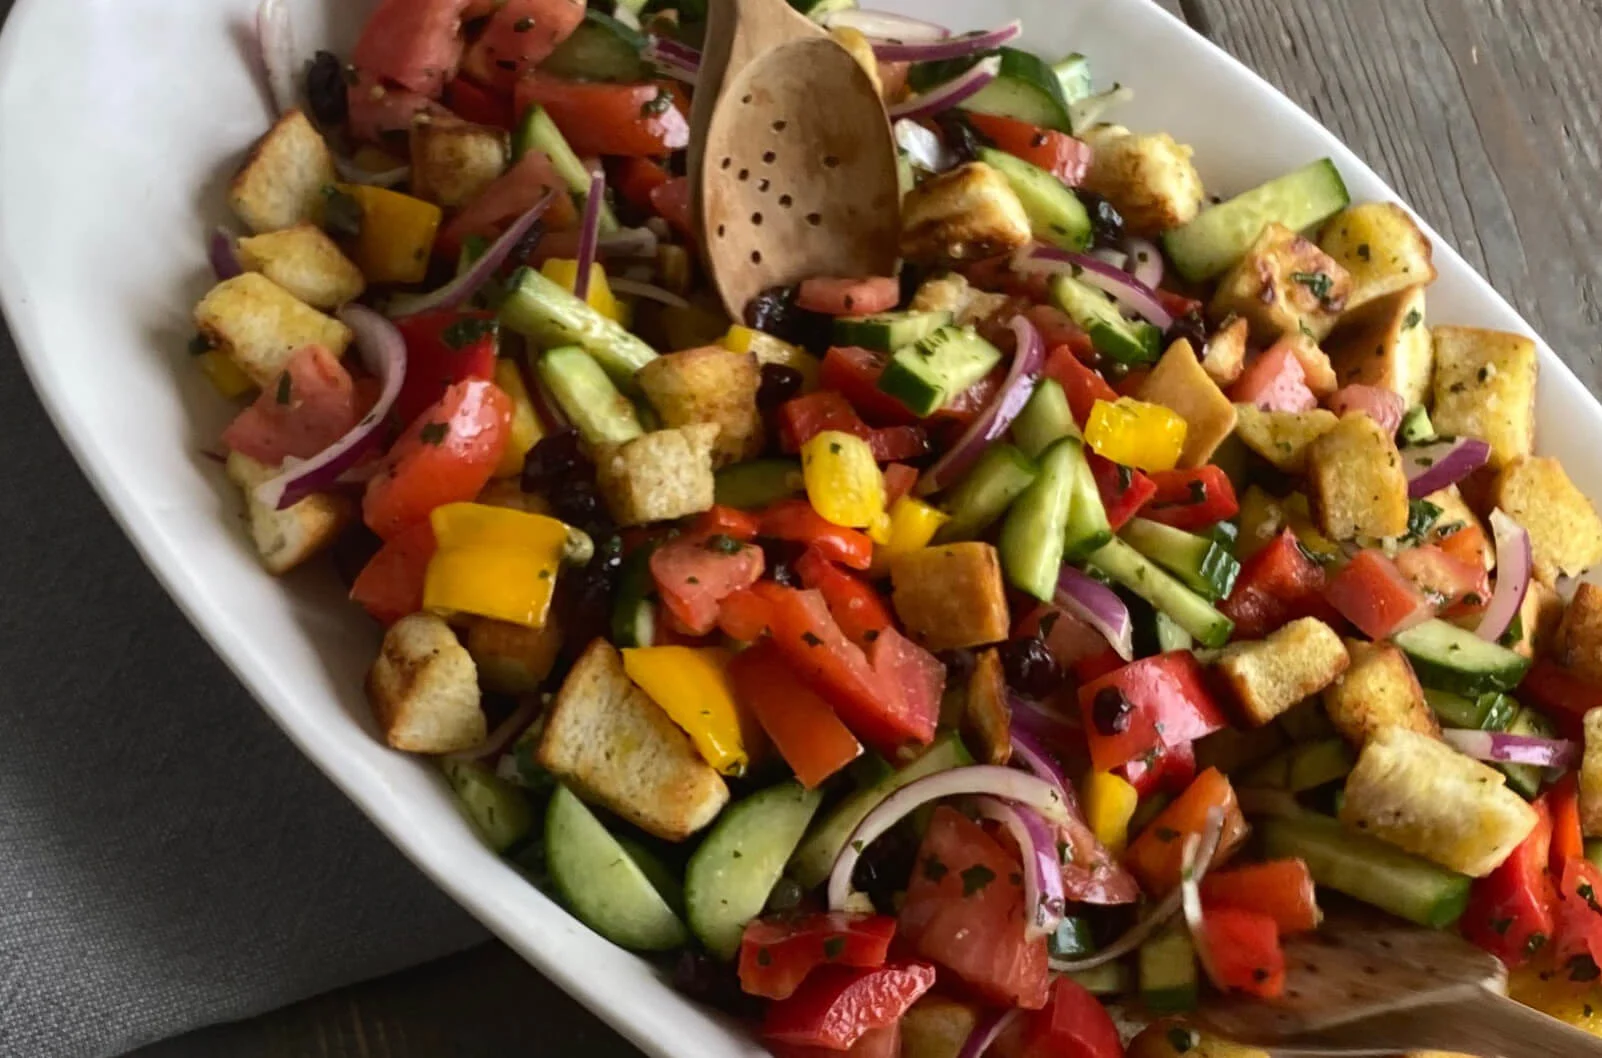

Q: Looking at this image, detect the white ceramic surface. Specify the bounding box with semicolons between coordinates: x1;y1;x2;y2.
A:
2;2;1599;1055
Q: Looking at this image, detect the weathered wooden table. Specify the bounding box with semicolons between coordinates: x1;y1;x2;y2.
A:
134;0;1602;1053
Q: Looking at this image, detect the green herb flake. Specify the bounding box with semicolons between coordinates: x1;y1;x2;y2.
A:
1356;243;1372;261
1166;1026;1198;1053
321;185;364;239
275;372;293;405
640;90;674;118
1500;613;1525;647
703;534;745;555
187;334;214;357
801;631;823;647
822;937;846;960
960;864;996;897
1403;308;1423;330
441;316;498;350
514;15;535;31
419;421;449;446
922;856;948;882
756;947;772;967
1291;270;1335;302
1154;826;1180;843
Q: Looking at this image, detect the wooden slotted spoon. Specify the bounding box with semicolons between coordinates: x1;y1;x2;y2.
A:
1193;909;1602;1057
690;0;902;320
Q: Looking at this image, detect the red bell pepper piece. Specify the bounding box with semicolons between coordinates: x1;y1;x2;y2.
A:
882;463;919;507
1072;647;1125;684
650;534;766;636
649;176;695;242
776;389;929;462
1025;306;1093;358
1551;774;1586;871
1142;466;1240;531
1553;857;1602;982
692;505;762;541
996;975;1124;1058
796;548;893;650
1117;738;1197;799
350;520;437;626
1202;859;1322;936
1126;769;1248;896
760;500;875;570
964;113;1093;186
1077;653;1227;773
1088;453;1156;531
818;347;917;426
610;156;672;214
1462;797;1556;967
762;963;936;1051
728;642;863;789
1043;345;1117;427
1201;906;1287;998
739;912;897;1000
1221;530;1335;641
718;586;775;642
392;310;500;427
1156;289;1203;320
1518;662;1602;740
1323;549;1433;640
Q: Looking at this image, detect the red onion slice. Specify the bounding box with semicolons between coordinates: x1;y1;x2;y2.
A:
826;765;1072;911
1090;247;1129;270
1442;729;1578;770
1012;245;1174;329
1054;566;1134;662
608;278;691;309
209;227;244;280
1008;728;1072;797
573;169;606;302
955;1008;1020;1058
916;314;1045;496
385;190;555;319
1179;808;1229;989
870;21;1021;63
821;9;951;43
1008;694;1082;751
449;694;544;765
255;305;407;510
1403;437;1492;498
894;119;958;173
643;36;700;83
598;227;660;259
975;797;1066;940
1123;236;1165;290
255;0;298;116
889;56;1002;123
1476;509;1532;642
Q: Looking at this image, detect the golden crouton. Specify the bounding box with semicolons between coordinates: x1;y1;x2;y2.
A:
1306;413;1411;540
889;543;1011;652
1078;126;1206;236
1431;326;1538;469
225;452;351;575
1136;339;1238;468
1322;640;1436;745
1491;456;1602;585
366;613;486;754
594;424;719;527
1214;617;1350;727
229;109;337;234
1583;709;1602;838
1210;223;1352;342
236;224;367;310
962;648;1012;766
909;273;1011;327
195;273;353;386
1317;202;1438;313
1558;583;1602;684
899;162;1032;264
465;616;563;695
536;639;729;841
901;996;983;1058
1202;315;1249;387
636;347;764;467
1233;405;1339;473
1325;285;1432;408
1340;726;1538;877
409;119;509;208
1483;579;1564;661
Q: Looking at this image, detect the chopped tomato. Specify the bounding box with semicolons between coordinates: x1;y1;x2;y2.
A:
1551;775;1585;870
1155;289;1204;320
1126;768;1248;896
1043;345;1116;427
1202;907;1286;998
693;505;762;541
964;257;1050;303
515;76;689;156
611;156;672;214
728;642;862;788
392;310;499;427
817;347;917;426
719;586;775;641
349;520;437;625
760;500;875;570
776;389;928;462
964;113;1093;186
1059;807;1143;906
437;148;578;258
937;368;1005;427
1222;530;1336;640
738;913;897;1000
762;963;934;1051
222;345;359;465
1553;857;1602;982
346;70;450;144
461;0;586;90
882;463;919;506
650;534;765;635
648;177;695;241
1323;549;1433;639
1436;519;1492;573
1394;543;1490;618
994;975;1123;1058
444;77;513;129
1329;384;1405;435
796;548;892;650
1072;647;1125;684
899;807;1051;1009
352;0;470;97
1077;652;1227;773
1016;604;1112;673
1114;368;1151;397
1025;306;1094;359
1230;340;1316;412
1202;859;1321;935
868;628;945;746
1463;797;1555;968
1117;738;1197;799
1143;466;1240;531
362;379;512;538
796;276;901;317
1088;454;1156;531
1520;662;1602;740
769;1025;901;1058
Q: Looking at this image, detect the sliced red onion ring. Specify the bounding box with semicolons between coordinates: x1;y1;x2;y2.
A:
1069;83;1134;131
1090;247;1129;270
821;9;951;43
255;0;298;115
1009;728;1072;796
916;314;1044;495
643;36;700;83
1049;886;1183;972
1012;244;1174;329
210;227;243;280
1179;808;1229;989
1055;566;1134;662
449;695;543;765
385;190;555;319
573;169;606;302
975;797;1066;940
1123;236;1165;290
598;227;660;259
955;1006;1021;1058
1403;436;1491;498
609;278;692;309
334;156;412;188
889;56;1002;123
1476;509;1532;642
894;119;958;173
255;305;406;510
870;21;1021;63
826;765;1072;912
1008;694;1081;751
1443;729;1578;770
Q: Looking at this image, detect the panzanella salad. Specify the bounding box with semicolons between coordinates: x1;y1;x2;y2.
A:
194;0;1602;1050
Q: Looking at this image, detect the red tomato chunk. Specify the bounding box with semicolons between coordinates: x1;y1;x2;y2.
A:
738;913;897;1000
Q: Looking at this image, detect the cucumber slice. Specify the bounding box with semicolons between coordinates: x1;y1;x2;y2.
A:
1242;738;1355;793
1393;619;1531;695
1062;441;1112;561
541;10;648;82
933;444;1040;544
443;759;535;853
1154;611;1194;653
1277;699;1338;742
545;785;690;951
978;148;1092;252
1499;707;1556;799
1119;518;1241;601
1052;53;1093;104
502;267;658;384
833;310;951;353
685;781;823;960
611;542;658;648
1139;924;1199;1014
714;458;805;510
999;436;1078;601
1398;404;1436;446
878;326;1003;417
790;733;972;889
511;106;620;233
615;834;687;917
1089;537;1234;648
1069;961;1132;997
1259;813;1471;929
909;49;1072;132
536;346;644;445
1048;915;1097;959
1049;273;1163;365
1011;378;1079;458
1424;688;1516;732
1163;158;1351;282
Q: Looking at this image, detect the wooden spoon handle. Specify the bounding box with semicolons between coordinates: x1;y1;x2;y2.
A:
1273;991;1602;1057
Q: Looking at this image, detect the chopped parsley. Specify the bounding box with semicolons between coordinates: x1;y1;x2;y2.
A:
1291;270;1335;302
1403;308;1423;330
1166;1026;1198;1053
960;864;996;897
922;856;948;882
640;89;674;118
703;534;745;555
801;631;823;647
1356;243;1372;261
441;316;498;350
1526;932;1548;956
419;421;449;446
1154;826;1180;843
756;947;772;967
1570;954;1602;983
275;373;293;405
187;334;213;357
1490;916;1514;936
321;185;364;239
822;936;846;960
1499;613;1525;647
1404;498;1443;543
513;15;535;31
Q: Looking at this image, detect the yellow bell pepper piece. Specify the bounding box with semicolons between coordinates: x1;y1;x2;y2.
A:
540;259;625;323
1082;770;1139;856
1084;397;1188;472
802;430;891;543
724;325;821;392
423;503;568;628
197;349;253;399
622;646;749;776
1283;492;1344;566
492;360;544;479
336;184;442;285
881;495;949;558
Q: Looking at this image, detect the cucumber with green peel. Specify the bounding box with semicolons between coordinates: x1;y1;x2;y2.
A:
1163;158;1351;282
443;759;535;853
615;834;686;917
715;459;805;509
1062;440;1112;560
1119;518;1241;601
1052;53;1093;104
910;49;1074;132
1011;378;1079;458
978;148;1092;252
1399;404;1436;446
1070;961;1132;997
545;785;690;951
1424;688;1517;732
1499;707;1556;799
535;346;644;445
1049;273;1163;365
1207;518;1241;553
1242;738;1356;793
1049;915;1097;960
1139;924;1199;1014
611;542;658;648
832;310;951;353
685;781;823;960
1000;437;1079;601
1088;537;1235;648
511;106;620;232
1277;698;1338;743
1154;611;1194;653
540;10;648;82
502;268;658;383
1394;619;1532;695
932;444;1039;544
878;326;1003;417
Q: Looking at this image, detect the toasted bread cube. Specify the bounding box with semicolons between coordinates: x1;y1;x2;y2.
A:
465;616;563;695
636;347;764;467
1215;617;1350;726
1317;202;1438;313
1306;412;1410;540
1325;285;1432;408
1583;710;1602;838
594;424;719;527
1558;583;1602;685
1323;640;1436;745
1491;456;1602;585
1078;126;1205;236
1339;726;1539;877
889;543;1011;652
900;162;1033;264
196;273;353;386
1506;579;1565;660
962;648;1012;766
1431;326;1538;469
1202;315;1249;387
236;224;367;310
535;639;729;841
409;119;509;208
1136;339;1238;468
1233;405;1339;473
1210;223;1352;342
366;613;486;754
909;273;1011;327
225;452;352;574
229;109;337;234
